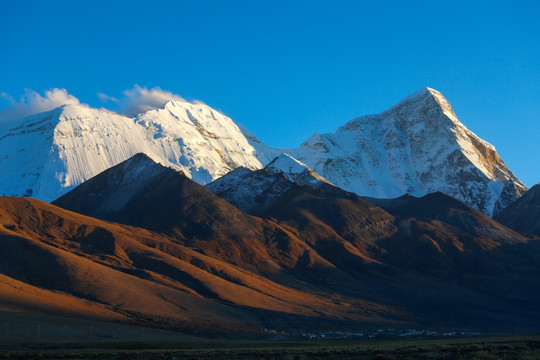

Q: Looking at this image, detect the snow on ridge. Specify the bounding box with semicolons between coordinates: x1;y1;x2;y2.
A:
206;153;331;214
287;88;525;216
266;153;311;175
265;153;332;186
235;123;284;165
134;98;267;184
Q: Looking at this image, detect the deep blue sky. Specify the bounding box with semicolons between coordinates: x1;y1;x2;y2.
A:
1;1;538;186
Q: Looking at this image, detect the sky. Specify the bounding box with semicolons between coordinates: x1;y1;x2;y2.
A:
0;0;538;186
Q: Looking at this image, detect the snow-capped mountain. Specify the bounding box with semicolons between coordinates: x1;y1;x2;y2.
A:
0;100;272;202
0;87;526;215
206;153;331;214
287;88;526;216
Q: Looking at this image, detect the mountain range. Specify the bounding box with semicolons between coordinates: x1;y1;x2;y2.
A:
0;153;534;334
0;87;526;215
0;87;538;335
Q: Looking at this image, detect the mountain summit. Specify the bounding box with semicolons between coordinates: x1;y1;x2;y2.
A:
206;153;332;214
0;100;274;201
265;153;332;186
288;87;526;215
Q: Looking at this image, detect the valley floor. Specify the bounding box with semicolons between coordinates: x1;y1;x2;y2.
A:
1;335;540;359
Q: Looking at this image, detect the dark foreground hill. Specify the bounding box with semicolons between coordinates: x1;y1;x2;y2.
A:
494;184;540;238
2;196;399;334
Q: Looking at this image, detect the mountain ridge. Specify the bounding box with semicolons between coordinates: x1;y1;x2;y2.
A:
206;153;332;214
0;87;526;215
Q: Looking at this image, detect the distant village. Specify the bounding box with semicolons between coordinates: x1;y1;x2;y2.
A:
259;328;480;340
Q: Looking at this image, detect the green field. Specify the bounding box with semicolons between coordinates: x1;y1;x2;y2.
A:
1;336;540;359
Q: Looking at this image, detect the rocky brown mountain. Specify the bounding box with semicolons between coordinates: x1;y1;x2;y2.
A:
43;154;540;333
494;184;540;237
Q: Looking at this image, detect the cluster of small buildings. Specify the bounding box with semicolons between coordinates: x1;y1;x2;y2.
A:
259;328;480;339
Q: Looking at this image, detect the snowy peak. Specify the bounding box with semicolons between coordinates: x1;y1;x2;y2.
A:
134;98;268;180
391;87;452;112
425;88;458;119
391;86;441;105
0;104;142;201
289;87;526;216
266;153;311;174
381;87;457;127
394;87;453;111
265;153;332;186
0;99;275;202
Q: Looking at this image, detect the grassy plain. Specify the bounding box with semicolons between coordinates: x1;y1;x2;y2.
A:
1;335;540;359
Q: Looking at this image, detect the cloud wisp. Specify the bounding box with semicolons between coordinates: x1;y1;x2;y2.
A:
0;88;81;125
99;85;186;117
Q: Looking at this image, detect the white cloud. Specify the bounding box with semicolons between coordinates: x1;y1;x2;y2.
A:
0;88;80;125
0;85;192;125
117;85;185;117
97;91;119;103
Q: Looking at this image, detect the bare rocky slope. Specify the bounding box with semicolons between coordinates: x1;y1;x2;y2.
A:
494;183;540;237
46;154;540;333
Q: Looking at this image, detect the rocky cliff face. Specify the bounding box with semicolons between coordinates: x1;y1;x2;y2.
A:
288;88;526;216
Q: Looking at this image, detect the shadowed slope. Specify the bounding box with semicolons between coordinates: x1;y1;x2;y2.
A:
49;154;540;332
53;155;395;294
365;192;526;243
209;171;540;328
1;197;404;332
494;184;540;237
53;154;331;277
262;184;396;274
358;192;530;277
